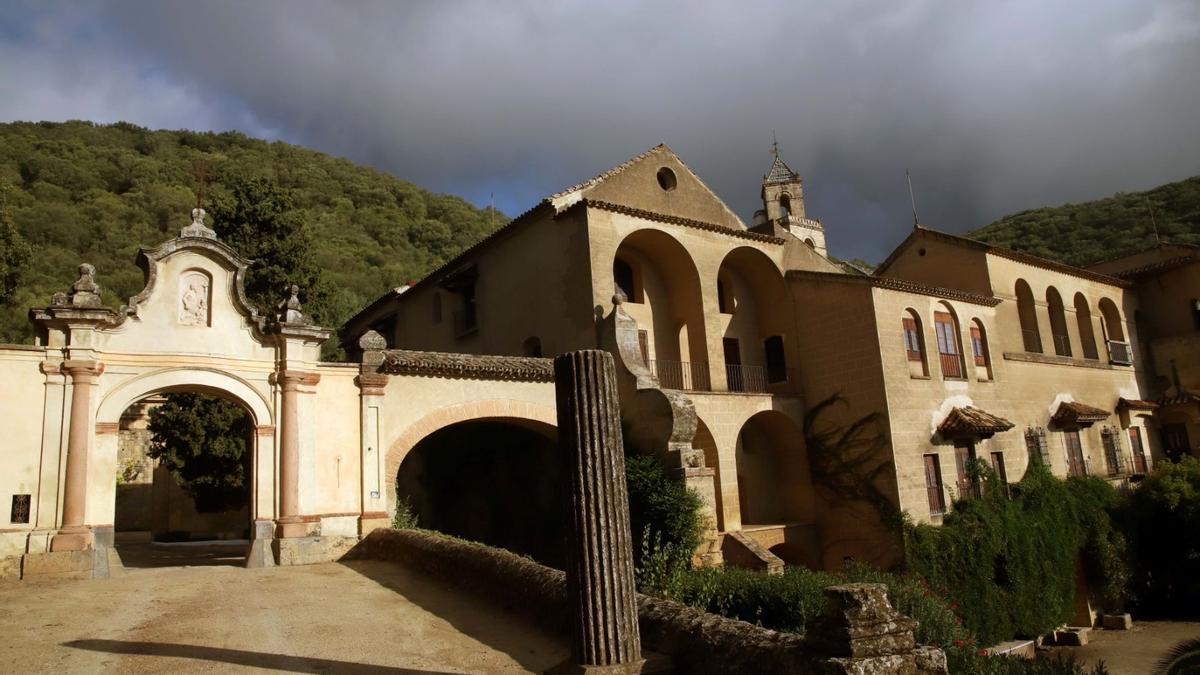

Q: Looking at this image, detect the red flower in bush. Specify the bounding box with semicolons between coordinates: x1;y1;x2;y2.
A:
950;602;958;609
953;639;965;647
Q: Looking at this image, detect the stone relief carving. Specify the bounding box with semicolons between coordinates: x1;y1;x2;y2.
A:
178;271;211;326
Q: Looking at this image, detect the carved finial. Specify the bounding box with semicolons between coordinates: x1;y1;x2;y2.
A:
276;284;311;325
612;289;627;306
68;263;103;307
358;329;387;353
181;207;217;239
51;291;68;306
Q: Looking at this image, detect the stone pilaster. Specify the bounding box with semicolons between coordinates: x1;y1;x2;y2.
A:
356;330;390;534
805;583;948;674
553;350;644;673
274;369;317;539
51;360;104;552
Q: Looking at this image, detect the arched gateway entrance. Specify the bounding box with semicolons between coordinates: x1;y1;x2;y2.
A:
0;209;564;579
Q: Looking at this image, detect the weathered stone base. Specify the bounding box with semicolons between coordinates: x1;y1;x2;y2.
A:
273;535;358;566
1101;613;1132;630
20;547;115;581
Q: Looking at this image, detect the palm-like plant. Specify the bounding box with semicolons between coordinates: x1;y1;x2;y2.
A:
1154;637;1200;675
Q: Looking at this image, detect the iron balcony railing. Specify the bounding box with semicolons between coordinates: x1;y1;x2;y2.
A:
1021;329;1043;354
648;360;711;392
725;363;769;393
1107;340;1133;365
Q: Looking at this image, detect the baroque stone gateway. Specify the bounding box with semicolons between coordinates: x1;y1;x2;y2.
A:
0;145;1195;635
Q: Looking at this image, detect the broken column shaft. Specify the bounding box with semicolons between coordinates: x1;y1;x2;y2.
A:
554;350;644;672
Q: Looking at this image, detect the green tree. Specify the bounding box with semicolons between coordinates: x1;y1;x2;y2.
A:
147;392;253;512
208;176;330;322
0;182;33;305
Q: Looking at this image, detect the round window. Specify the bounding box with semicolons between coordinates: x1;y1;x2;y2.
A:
656;167;677;191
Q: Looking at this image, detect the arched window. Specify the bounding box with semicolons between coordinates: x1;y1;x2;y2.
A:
902;309;928;377
970;318;992;380
779;194;791;220
1046;287;1071;357
1074;293;1099;360
933;304;965;379
613;256;639;303
1098;298;1131;364
1015;280;1041;353
804;238;815;248
522;336;542;357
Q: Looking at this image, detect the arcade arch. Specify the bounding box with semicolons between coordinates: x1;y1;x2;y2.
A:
734;411;814;526
716;247;795;392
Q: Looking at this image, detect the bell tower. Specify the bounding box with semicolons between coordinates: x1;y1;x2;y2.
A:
755;142;827;256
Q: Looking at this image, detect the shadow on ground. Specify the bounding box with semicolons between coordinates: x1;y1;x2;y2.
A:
339;558;568;672
115;541;247;568
63;639;454;674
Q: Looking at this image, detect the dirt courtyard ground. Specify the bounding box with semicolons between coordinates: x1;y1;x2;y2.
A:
0;556;569;673
1047;620;1200;675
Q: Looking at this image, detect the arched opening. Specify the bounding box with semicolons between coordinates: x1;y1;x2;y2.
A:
1015;279;1041;353
693;418;723;531
779;194;792;221
902;308;928;377
933;303;966;379
395;419;563;566
717;247;795;393
613;255;640;303
734;411;813;527
803;238;815;248
522;336;543;357
114;390;254;568
1098;298;1131;364
1074;293;1099;360
969;318;992;381
1046;287;1072;356
614;229;707;389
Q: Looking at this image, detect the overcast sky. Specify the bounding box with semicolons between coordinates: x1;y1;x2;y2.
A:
2;1;1199;262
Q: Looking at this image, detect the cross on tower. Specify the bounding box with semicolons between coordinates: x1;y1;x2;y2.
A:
771;130;779;157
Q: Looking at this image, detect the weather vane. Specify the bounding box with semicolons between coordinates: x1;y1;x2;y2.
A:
770;130;779;157
193;159;208;211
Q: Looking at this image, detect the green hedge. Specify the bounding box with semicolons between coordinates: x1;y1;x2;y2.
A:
1119;456;1200;617
904;463;1128;646
624;451;704;577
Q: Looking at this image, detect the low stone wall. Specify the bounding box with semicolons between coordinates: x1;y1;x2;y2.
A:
345;529;947;674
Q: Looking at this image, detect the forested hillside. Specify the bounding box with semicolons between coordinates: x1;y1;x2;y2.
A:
970;175;1200;266
0;120;507;343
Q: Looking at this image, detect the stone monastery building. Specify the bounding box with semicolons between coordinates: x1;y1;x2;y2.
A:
2;144;1196;579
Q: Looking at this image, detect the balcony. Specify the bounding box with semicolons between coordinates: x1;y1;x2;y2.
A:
648;360;711;392
1107;340;1133;365
647;360;794;394
1050;333;1072;357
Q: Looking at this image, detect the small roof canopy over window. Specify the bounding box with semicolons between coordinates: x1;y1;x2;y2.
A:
938;406;1014;440
1051;400;1111;428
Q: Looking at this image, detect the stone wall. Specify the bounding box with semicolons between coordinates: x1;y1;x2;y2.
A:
346;529;947;674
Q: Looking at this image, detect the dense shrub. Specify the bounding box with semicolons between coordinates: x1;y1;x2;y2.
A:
904;463;1129;646
147;392;252;512
624;451;703;579
1119;457;1200;617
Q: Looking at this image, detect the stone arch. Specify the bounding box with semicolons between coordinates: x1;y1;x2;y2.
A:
97;367;272;427
384;400;557;513
693;417;723;530
613;228;708;376
717;246;794;392
1098;297;1125;342
734;410;814;526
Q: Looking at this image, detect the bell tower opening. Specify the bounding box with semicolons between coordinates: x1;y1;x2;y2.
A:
754;141;828;257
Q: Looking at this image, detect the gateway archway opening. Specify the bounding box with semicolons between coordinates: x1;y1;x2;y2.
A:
395;419;563;567
113;391;253;568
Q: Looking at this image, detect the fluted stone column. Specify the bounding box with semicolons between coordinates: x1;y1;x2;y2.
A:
52;360;103;552
554;350;644;673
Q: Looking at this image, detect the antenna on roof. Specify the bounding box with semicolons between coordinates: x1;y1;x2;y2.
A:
1147;199;1162;245
906;169;919;227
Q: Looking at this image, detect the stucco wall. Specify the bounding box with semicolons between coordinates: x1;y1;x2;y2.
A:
0;345;53;556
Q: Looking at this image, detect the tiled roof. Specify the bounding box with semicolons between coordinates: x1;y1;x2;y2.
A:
1051;400;1112;425
874;226;1133;289
764;155;799;183
785;270;1003;306
380;349;554;382
938;407;1015;437
550;144;668;200
1159;388;1200;407
1117;397;1158;411
1111;254;1198;279
579;200;785;245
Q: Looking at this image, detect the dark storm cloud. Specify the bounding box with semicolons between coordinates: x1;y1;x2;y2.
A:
2;1;1199;261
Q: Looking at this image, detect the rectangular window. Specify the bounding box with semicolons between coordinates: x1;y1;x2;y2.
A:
954;442;978;499
990;451;1008;484
1063;430;1087;477
1129;427;1148;474
1163;423;1190;463
902;318;922;361
924;454;946;516
934;312;963;379
970;326;988;367
764;336;787;383
1025;427;1050;467
10;494;30;524
1101;427;1124;476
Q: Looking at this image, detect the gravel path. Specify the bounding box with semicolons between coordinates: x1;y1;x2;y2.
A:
1046;620;1200;675
0;557;568;673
